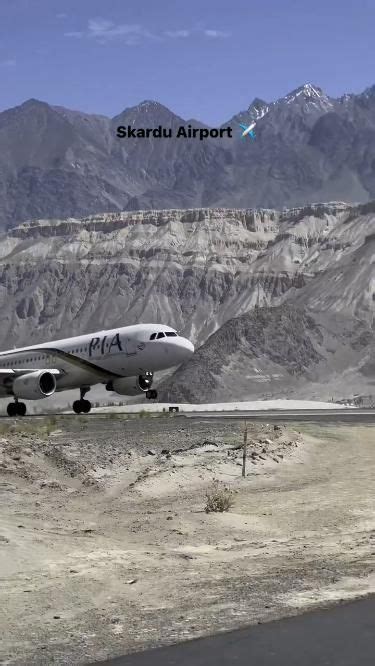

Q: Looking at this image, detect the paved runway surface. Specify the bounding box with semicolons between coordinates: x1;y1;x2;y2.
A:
180;408;375;423
90;596;375;665
1;408;374;423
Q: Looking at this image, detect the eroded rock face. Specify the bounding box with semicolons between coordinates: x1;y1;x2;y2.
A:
0;202;374;403
0;202;372;349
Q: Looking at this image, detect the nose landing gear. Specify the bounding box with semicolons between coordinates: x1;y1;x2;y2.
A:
73;387;92;414
146;390;158;400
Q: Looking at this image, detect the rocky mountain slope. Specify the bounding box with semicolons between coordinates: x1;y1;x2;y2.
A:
157;305;374;403
2;83;375;229
0;201;373;402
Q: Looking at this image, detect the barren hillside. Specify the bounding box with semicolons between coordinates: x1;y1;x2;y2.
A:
0;202;373;403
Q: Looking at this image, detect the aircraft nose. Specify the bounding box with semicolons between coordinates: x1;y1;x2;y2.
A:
177;337;194;360
156;334;195;366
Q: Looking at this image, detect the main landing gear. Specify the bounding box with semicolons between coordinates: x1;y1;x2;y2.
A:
7;400;27;417
146;390;158;400
73;387;92;414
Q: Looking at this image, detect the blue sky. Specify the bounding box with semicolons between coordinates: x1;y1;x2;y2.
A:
1;0;374;124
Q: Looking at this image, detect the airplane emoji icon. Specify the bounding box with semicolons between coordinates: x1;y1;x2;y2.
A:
239;121;256;138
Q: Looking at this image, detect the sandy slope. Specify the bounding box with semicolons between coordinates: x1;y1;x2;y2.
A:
0;417;374;665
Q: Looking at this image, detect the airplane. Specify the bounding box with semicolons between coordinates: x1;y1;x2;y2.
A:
239;121;256;139
0;323;194;416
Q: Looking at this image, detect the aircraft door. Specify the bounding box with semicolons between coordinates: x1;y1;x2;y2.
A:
123;336;138;356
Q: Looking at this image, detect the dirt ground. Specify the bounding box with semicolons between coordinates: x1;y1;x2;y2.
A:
0;415;374;665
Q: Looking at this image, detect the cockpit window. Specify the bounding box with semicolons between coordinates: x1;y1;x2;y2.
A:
150;331;177;340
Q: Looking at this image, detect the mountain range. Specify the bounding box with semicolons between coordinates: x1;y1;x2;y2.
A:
0;202;373;405
2;83;375;229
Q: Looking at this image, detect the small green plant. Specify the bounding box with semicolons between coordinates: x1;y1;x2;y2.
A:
205;481;234;513
43;415;58;435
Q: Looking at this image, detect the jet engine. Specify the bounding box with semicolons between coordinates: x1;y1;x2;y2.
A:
108;373;153;396
12;370;57;400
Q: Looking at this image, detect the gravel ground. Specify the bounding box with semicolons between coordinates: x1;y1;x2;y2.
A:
0;415;374;665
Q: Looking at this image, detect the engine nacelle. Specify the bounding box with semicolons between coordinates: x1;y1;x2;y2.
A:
109;373;153;396
12;371;57;400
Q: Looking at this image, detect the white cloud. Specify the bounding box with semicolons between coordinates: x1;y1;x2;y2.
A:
203;29;230;38
165;28;230;40
165;30;190;38
56;13;67;19
64;19;232;45
1;59;16;67
64;31;83;38
86;18;158;45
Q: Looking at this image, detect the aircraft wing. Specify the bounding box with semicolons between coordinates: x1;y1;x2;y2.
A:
0;368;61;378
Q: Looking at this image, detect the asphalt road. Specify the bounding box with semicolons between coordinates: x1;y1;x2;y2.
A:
179;408;375;423
89;596;375;666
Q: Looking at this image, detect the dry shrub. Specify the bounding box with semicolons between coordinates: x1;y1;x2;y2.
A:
205;480;234;513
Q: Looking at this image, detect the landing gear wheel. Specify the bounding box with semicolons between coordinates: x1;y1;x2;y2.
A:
73;399;91;414
81;399;91;414
73;400;82;415
17;402;26;416
7;403;17;417
6;402;26;417
146;390;158;400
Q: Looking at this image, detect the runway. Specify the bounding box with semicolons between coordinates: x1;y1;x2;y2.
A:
179;408;375;423
89;595;375;666
0;408;375;423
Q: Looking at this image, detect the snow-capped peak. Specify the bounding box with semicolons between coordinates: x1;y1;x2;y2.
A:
340;93;353;102
138;100;163;110
248;97;270;120
301;83;323;97
284;83;324;103
278;83;333;111
359;85;375;99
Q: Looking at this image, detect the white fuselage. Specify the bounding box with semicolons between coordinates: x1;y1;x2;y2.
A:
0;323;194;395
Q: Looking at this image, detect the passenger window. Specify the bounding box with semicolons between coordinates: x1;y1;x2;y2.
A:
150;333;157;340
157;332;165;339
